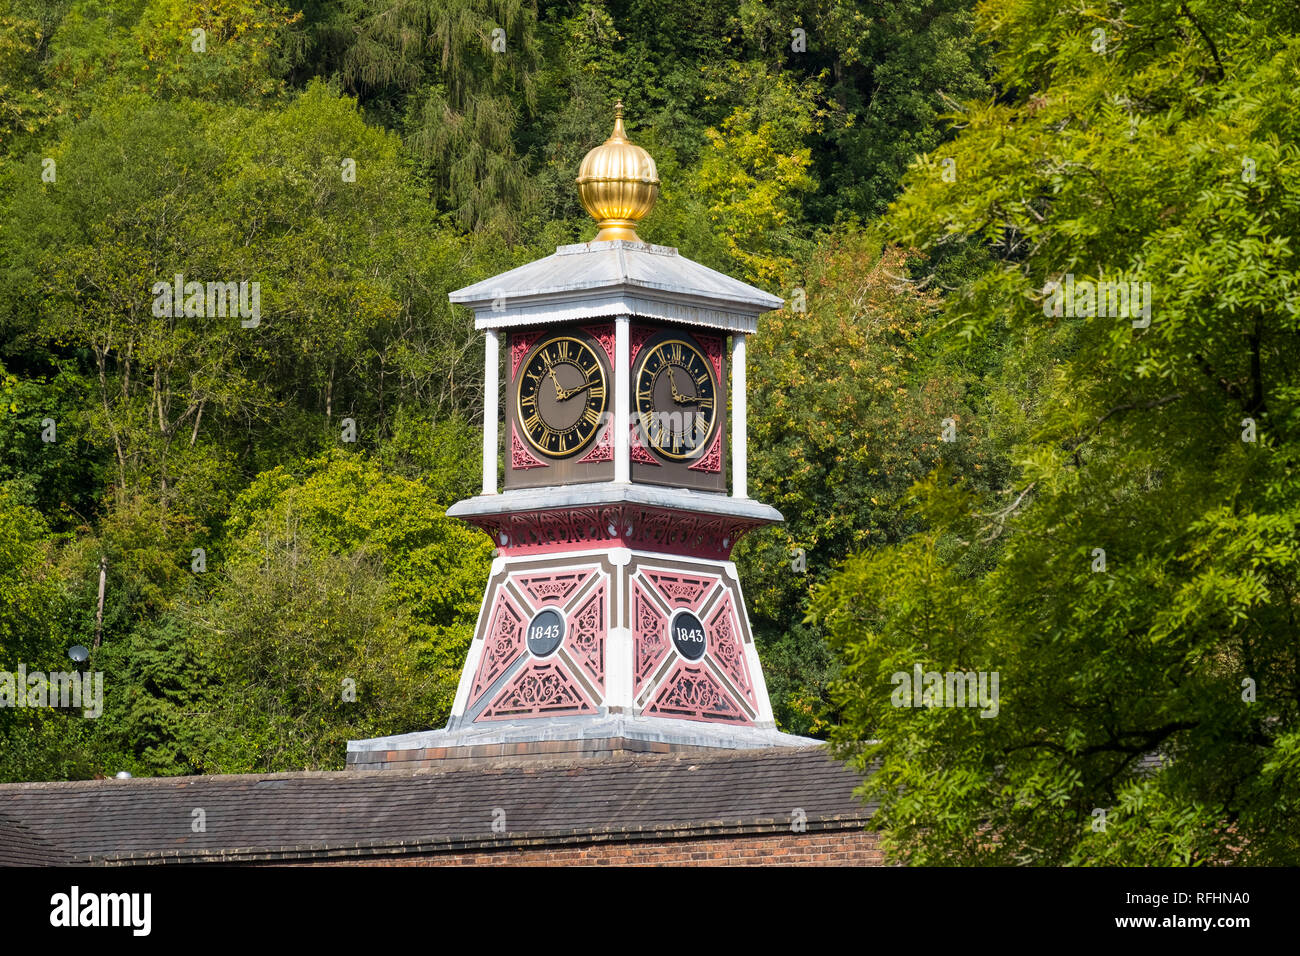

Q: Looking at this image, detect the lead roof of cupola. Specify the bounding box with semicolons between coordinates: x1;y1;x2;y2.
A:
449;240;784;334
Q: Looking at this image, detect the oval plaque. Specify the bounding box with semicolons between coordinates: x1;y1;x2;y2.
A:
670;610;707;661
526;608;565;657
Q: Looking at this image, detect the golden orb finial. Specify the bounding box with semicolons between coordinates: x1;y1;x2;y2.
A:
576;101;659;242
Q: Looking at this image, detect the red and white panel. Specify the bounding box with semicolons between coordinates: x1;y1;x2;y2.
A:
630;565;756;724
467;565;608;720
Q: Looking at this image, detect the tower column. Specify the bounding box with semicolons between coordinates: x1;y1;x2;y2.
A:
731;332;748;499
614;316;631;482
483;329;499;495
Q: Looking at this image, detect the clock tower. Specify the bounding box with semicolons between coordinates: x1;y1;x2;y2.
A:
348;105;815;769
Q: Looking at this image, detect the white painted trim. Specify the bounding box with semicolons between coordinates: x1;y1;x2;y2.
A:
447;482;781;523
482;330;499;495
731;332;748;499
606;627;634;710
471;298;763;334
614;316;631;483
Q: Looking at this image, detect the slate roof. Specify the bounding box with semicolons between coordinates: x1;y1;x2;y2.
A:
0;746;873;866
448;240;784;333
0;813;72;866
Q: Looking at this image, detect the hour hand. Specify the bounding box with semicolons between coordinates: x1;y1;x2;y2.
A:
558;378;596;401
668;369;688;403
548;367;564;399
668;369;701;404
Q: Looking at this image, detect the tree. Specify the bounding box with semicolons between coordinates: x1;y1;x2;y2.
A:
0;485;89;783
298;0;543;236
818;0;1300;864
181;451;491;771
737;231;997;735
1;81;482;527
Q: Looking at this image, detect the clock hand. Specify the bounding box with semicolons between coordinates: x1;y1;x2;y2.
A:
668;368;706;404
558;380;596;401
547;366;565;400
668;368;688;403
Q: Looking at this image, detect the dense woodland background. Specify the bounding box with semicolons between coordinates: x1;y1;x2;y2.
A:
1;0;1297;864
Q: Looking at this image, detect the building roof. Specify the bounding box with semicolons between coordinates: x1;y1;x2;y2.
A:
449;240;784;334
0;746;872;866
0;813;73;866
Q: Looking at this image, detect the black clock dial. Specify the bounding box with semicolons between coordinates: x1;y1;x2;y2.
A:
634;337;718;460
516;334;608;458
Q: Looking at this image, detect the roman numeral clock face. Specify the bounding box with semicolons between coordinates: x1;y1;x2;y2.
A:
635;336;718;460
516;335;608;458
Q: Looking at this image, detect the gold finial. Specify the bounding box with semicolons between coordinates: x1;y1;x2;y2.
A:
576;101;659;242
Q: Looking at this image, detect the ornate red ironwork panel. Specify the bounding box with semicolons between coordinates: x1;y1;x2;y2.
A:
633;578;669;696
630;324;656;366
630;421;660;465
645;661;750;724
511;422;548;470
469;591;527;709
687;428;722;473
577;413;613;463
511;569;594;607
566;582;606;689
707;593;756;707
581;323;616;365
696;332;723;385
644;570;717;611
472;505;765;560
479;660;597;720
510;330;542;378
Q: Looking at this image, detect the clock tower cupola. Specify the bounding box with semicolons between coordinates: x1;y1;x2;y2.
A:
348;105;814;768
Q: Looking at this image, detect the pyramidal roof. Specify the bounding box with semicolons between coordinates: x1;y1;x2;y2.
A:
449;240;784;334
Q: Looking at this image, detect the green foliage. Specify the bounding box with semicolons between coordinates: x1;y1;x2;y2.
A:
738;232;998;734
92;614;215;777
687;63;821;284
2;80;482;529
0;485;89;783
201;450;492;768
0;0;1013;790
0;484;62;665
819;0;1300;864
298;0;543;236
180;545;430;772
0;360;105;525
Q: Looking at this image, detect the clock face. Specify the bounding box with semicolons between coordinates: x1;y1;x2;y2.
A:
516;334;609;458
634;336;718;460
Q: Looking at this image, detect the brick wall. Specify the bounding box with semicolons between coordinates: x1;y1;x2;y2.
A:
281;828;882;866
